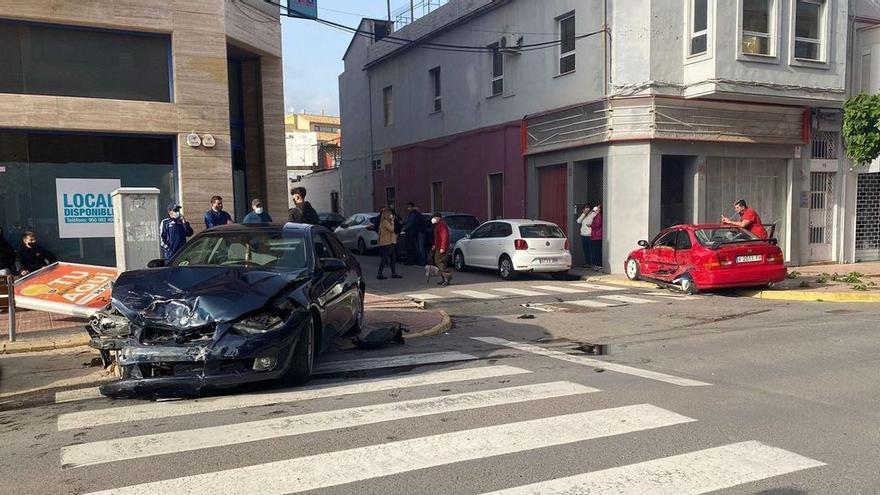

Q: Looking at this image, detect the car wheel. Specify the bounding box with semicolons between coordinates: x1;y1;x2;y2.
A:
680;274;699;295
283;314;315;385
453;250;467;272
550;271;569;280
357;238;367;255
344;287;365;336
499;255;516;280
625;258;641;281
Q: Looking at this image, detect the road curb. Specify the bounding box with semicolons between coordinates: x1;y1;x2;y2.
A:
738;289;880;303
582;275;658;290
407;310;452;339
1;335;90;355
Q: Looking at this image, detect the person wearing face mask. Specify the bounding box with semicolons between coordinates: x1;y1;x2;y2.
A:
17;231;57;276
204;195;233;229
160;203;194;261
243;198;273;224
0;227;17;276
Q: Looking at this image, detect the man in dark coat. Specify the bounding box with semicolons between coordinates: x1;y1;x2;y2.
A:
287;187;320;225
17;231;57;275
0;227;16;276
160;203;194;261
403;202;425;265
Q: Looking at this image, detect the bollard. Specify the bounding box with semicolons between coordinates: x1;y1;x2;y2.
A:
6;275;15;343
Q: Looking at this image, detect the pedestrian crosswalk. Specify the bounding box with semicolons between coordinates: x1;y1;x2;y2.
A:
406;282;698;309
50;344;820;494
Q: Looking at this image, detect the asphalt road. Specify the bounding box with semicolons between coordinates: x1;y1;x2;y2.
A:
2;254;879;494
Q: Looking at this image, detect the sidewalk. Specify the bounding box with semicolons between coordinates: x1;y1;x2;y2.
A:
571;264;880;302
0;292;450;402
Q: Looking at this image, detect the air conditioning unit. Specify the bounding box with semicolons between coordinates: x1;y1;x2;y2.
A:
499;35;523;55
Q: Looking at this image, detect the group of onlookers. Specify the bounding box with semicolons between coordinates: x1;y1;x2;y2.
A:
374;204;452;286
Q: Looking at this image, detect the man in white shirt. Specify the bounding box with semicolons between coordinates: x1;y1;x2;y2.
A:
576;204;597;268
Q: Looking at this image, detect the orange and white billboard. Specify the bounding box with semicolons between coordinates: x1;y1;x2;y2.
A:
14;263;118;318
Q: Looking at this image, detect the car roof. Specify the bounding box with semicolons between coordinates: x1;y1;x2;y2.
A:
489;219;560;226
200;223;326;235
663;224;744;231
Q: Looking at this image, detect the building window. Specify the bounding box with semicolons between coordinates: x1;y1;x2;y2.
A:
861;52;872;94
432;181;444;212
0;19;172;102
742;0;774;55
489;43;503;96
383;85;394;126
371;158;383;171
558;13;576;74
689;0;708;56
313;125;339;133
794;0;824;61
430;67;442;112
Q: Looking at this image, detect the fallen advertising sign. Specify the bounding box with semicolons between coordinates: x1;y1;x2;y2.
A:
14;262;118;318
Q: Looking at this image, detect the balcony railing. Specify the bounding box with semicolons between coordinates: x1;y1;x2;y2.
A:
392;0;449;30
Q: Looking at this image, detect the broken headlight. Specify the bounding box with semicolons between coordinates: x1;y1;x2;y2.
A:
232;299;297;336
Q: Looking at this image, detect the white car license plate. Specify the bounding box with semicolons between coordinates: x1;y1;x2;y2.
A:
537;257;557;264
736;254;762;263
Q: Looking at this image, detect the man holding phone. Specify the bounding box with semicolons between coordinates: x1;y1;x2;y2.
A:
160;203;194;261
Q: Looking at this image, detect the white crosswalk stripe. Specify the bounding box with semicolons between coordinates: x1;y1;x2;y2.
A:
493;287;548;296
562;299;621;308
55;387;104;404
82;405;695;495
598;294;655;304
481;441;824;495
62;381;599;469
450;289;500;299
472;337;711;387
314;351;477;374
56;365;531;431
531;285;588;294
569;282;625;291
405;293;444;300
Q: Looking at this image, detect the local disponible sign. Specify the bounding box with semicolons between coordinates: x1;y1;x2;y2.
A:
56;178;121;238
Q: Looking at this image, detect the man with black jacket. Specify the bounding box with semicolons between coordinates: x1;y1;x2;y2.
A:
287;187;320;225
403;202;425;265
17;231;57;276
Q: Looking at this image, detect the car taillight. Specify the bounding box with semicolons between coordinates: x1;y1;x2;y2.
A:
564;240;570;250
514;239;528;250
766;252;783;264
705;253;733;270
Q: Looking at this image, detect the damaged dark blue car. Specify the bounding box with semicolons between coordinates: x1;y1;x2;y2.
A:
87;223;364;398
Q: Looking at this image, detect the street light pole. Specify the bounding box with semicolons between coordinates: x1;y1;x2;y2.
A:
387;0;391;22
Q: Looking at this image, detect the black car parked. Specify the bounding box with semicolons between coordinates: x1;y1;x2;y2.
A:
88;223;364;398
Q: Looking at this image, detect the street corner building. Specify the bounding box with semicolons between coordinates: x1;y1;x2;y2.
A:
0;0;287;266
340;0;880;274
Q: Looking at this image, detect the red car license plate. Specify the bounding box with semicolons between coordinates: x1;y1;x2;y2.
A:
736;254;762;263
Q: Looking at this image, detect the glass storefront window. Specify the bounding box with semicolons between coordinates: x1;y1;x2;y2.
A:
0;131;175;267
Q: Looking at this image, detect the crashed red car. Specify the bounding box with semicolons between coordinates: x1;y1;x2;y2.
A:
624;224;786;294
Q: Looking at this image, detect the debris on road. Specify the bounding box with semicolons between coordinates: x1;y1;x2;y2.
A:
576;343;607;355
355;324;407;349
517;314;536;320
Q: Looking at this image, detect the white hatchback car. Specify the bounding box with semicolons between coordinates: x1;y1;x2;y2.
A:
333;212;379;254
452;219;572;280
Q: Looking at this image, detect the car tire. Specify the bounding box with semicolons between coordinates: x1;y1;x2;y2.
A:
680;273;699;295
357;238;367;255
283;314;315;385
453;250;468;272
499;255;516;280
344;287;365;336
550;271;569;280
625;258;641;281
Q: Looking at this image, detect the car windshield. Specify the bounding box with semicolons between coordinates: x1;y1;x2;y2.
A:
695;227;759;247
519;224;565;238
445;215;480;230
172;232;308;271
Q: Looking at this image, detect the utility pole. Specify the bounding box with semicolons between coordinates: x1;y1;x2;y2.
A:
410;0;415;23
387;0;391;22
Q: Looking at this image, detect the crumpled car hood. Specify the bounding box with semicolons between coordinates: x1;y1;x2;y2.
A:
111;266;308;326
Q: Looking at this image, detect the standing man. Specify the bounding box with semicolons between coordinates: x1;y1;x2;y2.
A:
403;202;425;265
722;199;768;239
160;203;194;261
287;187;320;225
17;231;57;276
243;198;273;224
576;203;597;268
376;208;402;280
431;212;452;286
204;195;233;229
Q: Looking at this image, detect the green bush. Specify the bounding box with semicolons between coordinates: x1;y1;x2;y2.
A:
844;94;880;165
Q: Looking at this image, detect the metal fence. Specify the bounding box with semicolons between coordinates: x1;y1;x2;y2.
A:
393;0;450;30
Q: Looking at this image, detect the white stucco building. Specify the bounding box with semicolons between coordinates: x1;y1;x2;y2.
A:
341;0;874;272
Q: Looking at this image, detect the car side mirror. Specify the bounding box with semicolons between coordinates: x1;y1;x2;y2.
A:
465;233;471;239
147;259;166;268
321;258;347;272
637;240;649;248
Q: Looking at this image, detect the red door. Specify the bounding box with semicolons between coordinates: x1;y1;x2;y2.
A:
538;165;567;233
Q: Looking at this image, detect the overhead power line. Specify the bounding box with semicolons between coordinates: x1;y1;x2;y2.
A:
264;0;606;54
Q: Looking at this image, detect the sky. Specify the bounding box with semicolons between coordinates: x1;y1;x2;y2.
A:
280;1;392;116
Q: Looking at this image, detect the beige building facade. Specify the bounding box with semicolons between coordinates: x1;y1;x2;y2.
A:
0;0;286;266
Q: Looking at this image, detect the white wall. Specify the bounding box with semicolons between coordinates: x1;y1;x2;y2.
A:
286;131;318;169
292;168;341;214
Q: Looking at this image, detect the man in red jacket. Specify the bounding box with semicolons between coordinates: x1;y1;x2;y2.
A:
431;212;452;286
